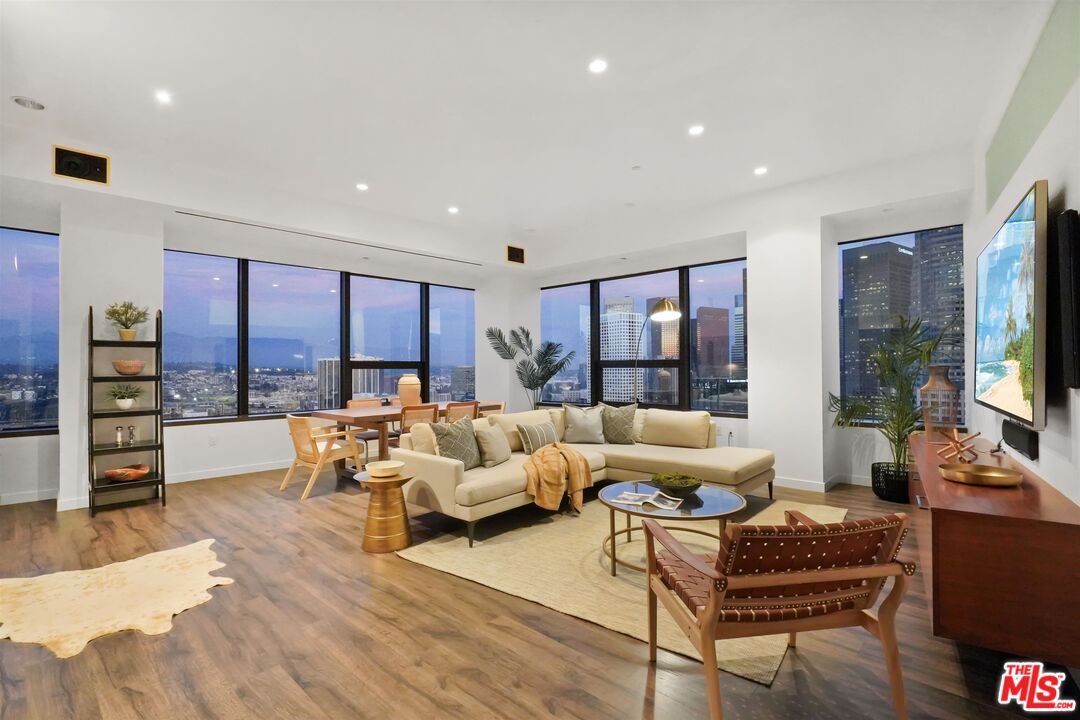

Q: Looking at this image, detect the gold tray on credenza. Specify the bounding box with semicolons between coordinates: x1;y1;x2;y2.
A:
939;463;1023;487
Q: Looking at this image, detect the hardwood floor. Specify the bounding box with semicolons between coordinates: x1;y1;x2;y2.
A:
0;471;1066;719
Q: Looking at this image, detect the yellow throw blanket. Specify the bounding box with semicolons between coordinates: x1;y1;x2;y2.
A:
523;443;594;512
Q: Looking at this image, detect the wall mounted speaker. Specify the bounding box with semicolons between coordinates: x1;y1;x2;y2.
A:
1002;418;1039;460
53;145;109;184
1055;209;1080;388
507;245;526;264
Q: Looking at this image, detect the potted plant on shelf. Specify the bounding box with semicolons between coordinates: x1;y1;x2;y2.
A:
828;315;946;503
108;383;144;410
485;326;575;410
104;301;150;341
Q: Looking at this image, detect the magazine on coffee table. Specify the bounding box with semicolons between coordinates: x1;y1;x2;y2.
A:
610;489;683;511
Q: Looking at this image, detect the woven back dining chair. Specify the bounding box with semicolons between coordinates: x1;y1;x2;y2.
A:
444;401;480;423
644;510;915;720
280;415;366;500
478;401;505;417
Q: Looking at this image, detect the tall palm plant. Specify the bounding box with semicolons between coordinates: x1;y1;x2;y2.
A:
485;326;575;409
829;316;945;468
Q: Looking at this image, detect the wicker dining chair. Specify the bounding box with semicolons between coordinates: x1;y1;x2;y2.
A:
388;403;440;446
280;415;366;500
344;399;383;463
644;511;915;720
478;401;505;417
444;401;480;423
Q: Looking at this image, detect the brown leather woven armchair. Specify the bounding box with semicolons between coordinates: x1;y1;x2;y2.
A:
643;511;916;720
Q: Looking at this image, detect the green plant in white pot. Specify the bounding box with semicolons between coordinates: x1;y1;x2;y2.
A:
828;316;946;503
108;383;144;410
485;326;575;410
104;302;149;341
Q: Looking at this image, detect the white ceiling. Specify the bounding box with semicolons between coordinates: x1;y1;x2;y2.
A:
0;1;1052;263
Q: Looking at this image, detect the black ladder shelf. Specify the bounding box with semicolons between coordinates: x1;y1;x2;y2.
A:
86;306;167;515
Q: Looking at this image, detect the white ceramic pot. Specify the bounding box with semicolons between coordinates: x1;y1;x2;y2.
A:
397;373;422;406
115;398;135;410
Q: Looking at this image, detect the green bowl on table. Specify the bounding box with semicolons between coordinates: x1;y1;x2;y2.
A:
650;473;703;499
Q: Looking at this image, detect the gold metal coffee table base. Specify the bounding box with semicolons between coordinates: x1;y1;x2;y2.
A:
602;510;728;575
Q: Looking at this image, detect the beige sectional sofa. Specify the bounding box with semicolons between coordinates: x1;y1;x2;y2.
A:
390;407;774;546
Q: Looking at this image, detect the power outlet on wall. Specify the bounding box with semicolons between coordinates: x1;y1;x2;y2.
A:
207;435;217;447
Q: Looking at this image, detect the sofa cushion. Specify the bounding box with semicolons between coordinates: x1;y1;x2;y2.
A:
597;444;774;486
641;409;711;449
563;404;605;443
518;422;558;455
560;444;613;472
455;454;530;506
431;419;481;470
633;410;647;443
409;422;439;455
599;403;636;444
474;422;511;468
490;409;553;452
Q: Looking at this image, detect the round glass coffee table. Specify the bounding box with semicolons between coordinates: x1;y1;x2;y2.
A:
598;480;746;576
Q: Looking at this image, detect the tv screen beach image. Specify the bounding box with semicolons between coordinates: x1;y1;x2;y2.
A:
975;188;1036;423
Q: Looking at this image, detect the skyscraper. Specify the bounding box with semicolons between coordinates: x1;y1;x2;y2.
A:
695;307;730;377
731;294;746;376
646;296;680;359
912;225;965;422
450;366;475;401
317;357;340;409
599;296;642;402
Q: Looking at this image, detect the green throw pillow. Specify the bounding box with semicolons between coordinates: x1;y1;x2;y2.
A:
599;403;637;444
430;418;481;470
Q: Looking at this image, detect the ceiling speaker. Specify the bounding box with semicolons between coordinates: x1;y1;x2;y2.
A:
54;146;109;184
507;245;525;264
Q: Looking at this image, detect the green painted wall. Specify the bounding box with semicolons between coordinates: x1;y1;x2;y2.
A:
985;0;1080;207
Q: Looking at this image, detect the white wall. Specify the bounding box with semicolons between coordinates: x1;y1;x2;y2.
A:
967;79;1080;504
0;434;59;505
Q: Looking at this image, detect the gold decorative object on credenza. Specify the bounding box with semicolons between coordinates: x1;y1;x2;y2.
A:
939;463;1023;487
935;427;980;463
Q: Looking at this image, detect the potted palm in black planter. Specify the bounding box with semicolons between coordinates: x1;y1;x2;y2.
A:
829;316;945;503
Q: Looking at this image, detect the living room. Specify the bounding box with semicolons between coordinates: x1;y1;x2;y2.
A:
1;2;1079;719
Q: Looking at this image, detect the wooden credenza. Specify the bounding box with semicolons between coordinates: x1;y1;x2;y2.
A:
909;433;1080;667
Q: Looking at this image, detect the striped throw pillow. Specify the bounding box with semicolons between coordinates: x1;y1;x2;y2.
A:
516;422;558;455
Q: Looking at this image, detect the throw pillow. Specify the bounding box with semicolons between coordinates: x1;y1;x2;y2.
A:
641;409;711;449
599;403;637;444
408;422;439;455
490;409;553;452
430;418;481;470
562;404;605;444
474;422;512;468
517;422;559;455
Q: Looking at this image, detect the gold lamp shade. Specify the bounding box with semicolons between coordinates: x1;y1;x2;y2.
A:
648;297;681;322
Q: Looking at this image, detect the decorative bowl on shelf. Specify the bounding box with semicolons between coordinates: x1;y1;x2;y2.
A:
939;463;1022;487
112;359;146;375
366;460;405;478
650;473;703;499
103;464;151;482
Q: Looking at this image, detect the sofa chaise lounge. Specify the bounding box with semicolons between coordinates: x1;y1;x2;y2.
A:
390;407;775;546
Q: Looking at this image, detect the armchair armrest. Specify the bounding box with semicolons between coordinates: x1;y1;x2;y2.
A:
390;448;465;514
784;509;824;527
642;519;723;581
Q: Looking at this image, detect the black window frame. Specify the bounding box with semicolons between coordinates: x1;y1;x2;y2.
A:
539;257;748;418
0;226;61;438
162;250;476;426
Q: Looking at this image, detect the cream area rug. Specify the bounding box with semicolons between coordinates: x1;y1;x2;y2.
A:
399;497;847;685
0;539;233;658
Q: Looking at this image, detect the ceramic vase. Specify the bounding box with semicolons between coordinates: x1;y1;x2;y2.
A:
920;364;959;440
115;398;135;410
397;373;422;406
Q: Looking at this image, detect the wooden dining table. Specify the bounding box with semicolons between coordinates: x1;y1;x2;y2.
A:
312;401;505;465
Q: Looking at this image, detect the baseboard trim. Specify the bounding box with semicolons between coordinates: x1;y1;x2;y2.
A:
166;460;293;484
773;475;829;493
0;487;59;506
827;474;872;488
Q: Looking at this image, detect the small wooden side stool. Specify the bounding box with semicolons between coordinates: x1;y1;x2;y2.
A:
356;472;413;553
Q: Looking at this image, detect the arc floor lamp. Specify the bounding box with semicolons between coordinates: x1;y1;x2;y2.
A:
633;297;681;402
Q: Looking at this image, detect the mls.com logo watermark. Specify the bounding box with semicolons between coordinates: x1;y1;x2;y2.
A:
998;661;1077;712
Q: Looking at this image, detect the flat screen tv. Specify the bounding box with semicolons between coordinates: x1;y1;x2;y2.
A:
975;180;1048;430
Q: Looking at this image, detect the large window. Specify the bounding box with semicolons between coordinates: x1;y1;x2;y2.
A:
0;228;59;433
598;270;680;405
428;285;475;401
163;252;239;419
540;283;591;404
839;225;965;424
163;253;475;422
689;261;747;414
541;262;747;416
248;262;340;413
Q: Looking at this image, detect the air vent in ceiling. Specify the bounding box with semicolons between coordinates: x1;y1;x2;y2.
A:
507;245;526;264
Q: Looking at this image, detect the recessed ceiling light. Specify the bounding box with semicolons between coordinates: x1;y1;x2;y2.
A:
688;124;705;137
447;206;459;214
859;255;869;260
154;90;172;105
11;96;44;110
588;58;608;74
753;166;768;176
355;183;369;191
